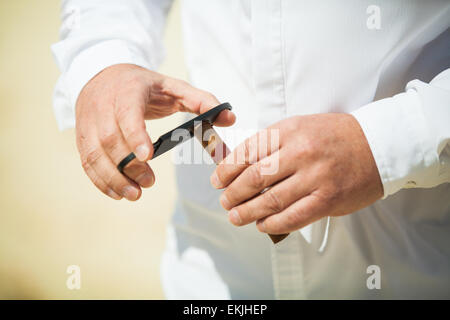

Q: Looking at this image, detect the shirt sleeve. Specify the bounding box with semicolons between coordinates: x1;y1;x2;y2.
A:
352;68;450;198
51;0;173;130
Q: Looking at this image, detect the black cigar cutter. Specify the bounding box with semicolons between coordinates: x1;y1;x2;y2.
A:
117;102;232;173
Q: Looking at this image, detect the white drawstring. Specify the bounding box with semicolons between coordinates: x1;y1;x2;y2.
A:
318;216;331;253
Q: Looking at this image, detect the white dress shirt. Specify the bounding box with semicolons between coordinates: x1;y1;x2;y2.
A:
52;0;450;299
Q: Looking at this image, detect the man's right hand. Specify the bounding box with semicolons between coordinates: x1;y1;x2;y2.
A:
75;64;235;201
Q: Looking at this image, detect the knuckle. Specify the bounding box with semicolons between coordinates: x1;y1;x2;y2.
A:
161;77;183;92
83;148;102;168
104;171;122;188
122;74;145;89
90;175;105;192
115;104;132;122
126;127;145;140
116;110;146;139
80;155;90;171
286;208;302;230
76;131;91;156
315;187;342;208
203;91;217;103
247;165;265;189
293;143;312;161
264;189;283;214
222;189;236;207
81;161;89;172
76;130;88;147
99;130;119;148
301;138;320;158
284;211;298;232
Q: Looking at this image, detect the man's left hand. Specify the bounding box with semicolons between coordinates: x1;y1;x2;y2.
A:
211;113;383;235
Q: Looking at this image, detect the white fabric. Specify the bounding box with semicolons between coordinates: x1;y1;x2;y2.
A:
52;0;450;299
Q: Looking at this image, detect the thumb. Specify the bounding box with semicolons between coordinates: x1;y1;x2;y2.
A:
164;77;236;127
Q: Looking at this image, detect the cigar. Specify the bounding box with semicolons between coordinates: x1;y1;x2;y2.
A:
194;121;289;244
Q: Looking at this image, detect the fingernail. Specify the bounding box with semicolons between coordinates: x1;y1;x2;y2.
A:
210;172;222;189
136;172;154;188
123;186;139;201
135;144;149;161
220;193;231;210
107;189;122;200
229;209;242;225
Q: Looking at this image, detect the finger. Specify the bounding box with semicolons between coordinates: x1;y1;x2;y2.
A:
163;78;236;127
227;173;311;226
213;109;236;127
77;112;122;200
115;86;153;162
83;161;123;200
219;149;291;210
81;142;142;201
212;128;279;188
256;194;327;234
123;161;155;188
97;108;155;188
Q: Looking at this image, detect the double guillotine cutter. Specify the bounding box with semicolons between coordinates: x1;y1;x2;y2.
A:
117;103;289;244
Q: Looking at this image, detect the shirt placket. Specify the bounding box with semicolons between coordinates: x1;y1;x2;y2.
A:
251;0;305;299
270;231;306;299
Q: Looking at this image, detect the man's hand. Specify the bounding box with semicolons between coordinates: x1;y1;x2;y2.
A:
76;64;235;201
211;114;383;234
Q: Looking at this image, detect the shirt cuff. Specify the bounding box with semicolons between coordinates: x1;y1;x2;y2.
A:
51;39;155;130
351;89;438;198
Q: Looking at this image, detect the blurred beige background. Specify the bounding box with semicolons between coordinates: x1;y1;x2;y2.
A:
0;0;186;299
